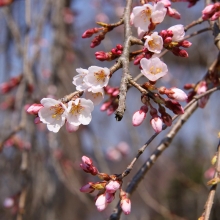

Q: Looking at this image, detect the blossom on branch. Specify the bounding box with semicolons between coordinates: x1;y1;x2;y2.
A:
67;98;94;126
144;32;163;53
84;66;110;90
140;57;168;81
38;98;67;133
131;2;166;32
167;24;185;42
72;68;89;91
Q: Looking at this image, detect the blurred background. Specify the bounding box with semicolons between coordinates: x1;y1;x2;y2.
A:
0;0;220;219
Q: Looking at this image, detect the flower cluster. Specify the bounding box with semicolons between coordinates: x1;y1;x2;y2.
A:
202;3;220;21
79;156;131;215
27;64;110;133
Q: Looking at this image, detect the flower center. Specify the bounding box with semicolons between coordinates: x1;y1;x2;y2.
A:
149;66;162;75
94;70;106;82
141;7;151;22
50;104;65;119
70;102;84;115
148;40;157;49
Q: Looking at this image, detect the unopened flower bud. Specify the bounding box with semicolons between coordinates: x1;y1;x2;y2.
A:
90;35;105;48
34;117;41;124
95;51;108;61
178;40;192;48
95;194;108;211
168;88;188;101
150;116;163;133
132;105;148;126
164;37;172;44
165;99;184;115
116;44;123;50
80;182;95;193
82;28;100;38
121;198;131;215
167;7;181;19
106;180;121;193
184;83;195;90
26;103;43;115
100;101;111;111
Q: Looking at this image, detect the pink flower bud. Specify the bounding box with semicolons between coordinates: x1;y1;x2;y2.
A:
95;194;108;211
197;81;207;94
133;54;144;65
167;7;181;19
0;82;11;94
116;44;123;50
106;192;115;203
112;89;119;97
34;117;41;124
168;88;188;101
159;30;168;39
100;101;111;111
82;28;100;38
26;103;43;115
90;35;105;48
117;142;130;156
106;147;122;161
132;105;148;126
95;51;108;61
150;116;163;133
80;182;95;193
179;40;192;48
164;37;172;44
120;198;131;215
211;11;220;21
106;181;121;193
198;96;209;108
165;99;184;115
3;197;14;208
202;5;215;20
65;121;79;133
80;156;98;175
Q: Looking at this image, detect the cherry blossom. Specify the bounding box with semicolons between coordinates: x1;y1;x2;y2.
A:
131;2;166;32
85;87;104;105
72;68;89;91
140;57;168;81
144;32;163;53
168;24;185;42
84;66;110;89
38;98;67;133
120;198;131;215
67;98;94;126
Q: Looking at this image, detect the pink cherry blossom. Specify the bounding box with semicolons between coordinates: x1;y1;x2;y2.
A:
84;66;110;89
38;98;67;133
144;32;163;53
140;57;168;81
85;87;104;105
67;98;94;126
72;68;89;91
131;2;166;32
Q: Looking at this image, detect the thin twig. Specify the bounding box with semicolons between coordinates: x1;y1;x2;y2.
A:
115;0;133;121
199;139;220;220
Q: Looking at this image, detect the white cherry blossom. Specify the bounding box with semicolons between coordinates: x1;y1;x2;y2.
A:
144;32;163;53
38;98;67;133
73;68;89;91
85;87;104;105
140;57;168;81
168;24;185;42
84;66;110;89
131;2;166;32
67;98;94;126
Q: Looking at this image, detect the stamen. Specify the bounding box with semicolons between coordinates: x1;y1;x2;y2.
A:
94;70;106;82
149;66;162;75
50;104;65;120
70;102;84;115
